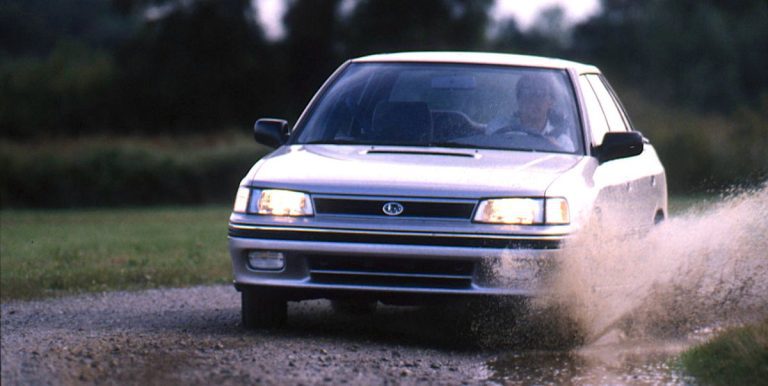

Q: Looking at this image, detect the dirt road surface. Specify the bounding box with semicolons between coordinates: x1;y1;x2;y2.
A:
1;285;499;385
1;285;692;385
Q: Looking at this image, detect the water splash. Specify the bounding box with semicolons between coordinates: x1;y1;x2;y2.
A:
532;185;768;343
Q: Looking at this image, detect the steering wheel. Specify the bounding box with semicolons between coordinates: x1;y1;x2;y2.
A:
495;125;563;150
496;125;549;140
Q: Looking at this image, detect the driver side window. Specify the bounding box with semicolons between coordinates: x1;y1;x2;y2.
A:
579;75;609;146
586;74;628;133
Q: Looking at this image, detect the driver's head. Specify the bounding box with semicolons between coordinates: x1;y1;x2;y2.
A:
516;74;554;128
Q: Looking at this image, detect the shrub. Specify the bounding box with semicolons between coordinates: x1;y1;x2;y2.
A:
619;88;768;193
0;134;269;208
680;320;768;385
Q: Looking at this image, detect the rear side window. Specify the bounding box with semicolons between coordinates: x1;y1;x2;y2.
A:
578;75;609;146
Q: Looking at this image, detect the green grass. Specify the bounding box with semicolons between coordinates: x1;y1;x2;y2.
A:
0;206;233;301
680;320;768;385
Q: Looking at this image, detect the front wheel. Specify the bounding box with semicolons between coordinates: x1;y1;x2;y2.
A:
241;287;287;329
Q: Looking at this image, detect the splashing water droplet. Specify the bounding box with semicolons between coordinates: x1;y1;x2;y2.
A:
500;184;768;343
564;185;765;341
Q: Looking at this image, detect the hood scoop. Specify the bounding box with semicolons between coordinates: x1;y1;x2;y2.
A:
364;148;478;158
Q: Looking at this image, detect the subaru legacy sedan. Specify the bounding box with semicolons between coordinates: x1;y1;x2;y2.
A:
229;52;667;328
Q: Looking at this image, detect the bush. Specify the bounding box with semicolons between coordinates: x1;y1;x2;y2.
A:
0;40;116;138
0;134;269;208
618;88;768;193
680;320;768;385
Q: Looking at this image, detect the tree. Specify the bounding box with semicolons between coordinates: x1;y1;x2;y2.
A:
340;0;493;57
493;5;570;57
573;0;768;112
114;0;277;132
0;0;135;57
280;0;343;120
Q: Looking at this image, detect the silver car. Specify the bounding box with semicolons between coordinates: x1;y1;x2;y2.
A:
228;52;667;328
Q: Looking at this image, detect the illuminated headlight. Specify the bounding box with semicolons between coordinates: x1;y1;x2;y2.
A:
256;189;314;216
474;198;543;224
474;198;569;225
233;188;314;216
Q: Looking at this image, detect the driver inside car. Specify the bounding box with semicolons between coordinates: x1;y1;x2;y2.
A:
488;74;576;152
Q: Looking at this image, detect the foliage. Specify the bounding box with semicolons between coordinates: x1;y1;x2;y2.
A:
0;0;766;197
680;320;768;385
112;0;283;133
0;40;116;138
573;0;768;113
0;0;134;57
618;87;768;192
492;5;571;56
0;134;269;208
277;0;345;121
341;0;493;56
0;206;232;300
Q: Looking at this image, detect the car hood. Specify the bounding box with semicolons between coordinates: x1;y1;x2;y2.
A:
246;145;583;198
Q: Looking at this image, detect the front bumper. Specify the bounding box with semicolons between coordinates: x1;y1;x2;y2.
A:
229;222;564;299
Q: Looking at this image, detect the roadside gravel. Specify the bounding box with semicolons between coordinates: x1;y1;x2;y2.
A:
1;285;497;385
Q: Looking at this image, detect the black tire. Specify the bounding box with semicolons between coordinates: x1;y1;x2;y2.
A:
330;299;378;315
241;287;287;329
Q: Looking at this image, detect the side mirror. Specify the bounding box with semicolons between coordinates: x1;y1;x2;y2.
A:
596;132;644;163
254;118;290;148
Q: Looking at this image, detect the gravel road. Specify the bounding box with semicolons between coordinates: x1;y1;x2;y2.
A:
1;285;502;385
2;285;698;385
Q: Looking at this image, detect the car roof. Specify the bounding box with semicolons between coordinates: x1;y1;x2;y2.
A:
352;51;600;73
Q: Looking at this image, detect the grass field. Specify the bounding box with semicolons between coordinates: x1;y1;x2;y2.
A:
0;196;709;302
680;320;768;385
0;206;232;301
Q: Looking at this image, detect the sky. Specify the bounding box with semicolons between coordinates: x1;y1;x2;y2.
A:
255;0;601;41
492;0;600;28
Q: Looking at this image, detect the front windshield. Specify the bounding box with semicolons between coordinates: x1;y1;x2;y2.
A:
293;62;583;154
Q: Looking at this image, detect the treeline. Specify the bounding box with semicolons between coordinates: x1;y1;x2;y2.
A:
0;0;494;137
1;0;767;197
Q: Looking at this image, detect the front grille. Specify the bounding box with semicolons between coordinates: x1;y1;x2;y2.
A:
313;197;476;219
308;255;475;275
306;255;475;289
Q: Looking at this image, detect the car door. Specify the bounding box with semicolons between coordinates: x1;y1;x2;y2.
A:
579;74;660;232
591;75;666;227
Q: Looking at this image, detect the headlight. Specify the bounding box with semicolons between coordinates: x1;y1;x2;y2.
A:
474;197;569;225
256;189;314;216
474;198;543;224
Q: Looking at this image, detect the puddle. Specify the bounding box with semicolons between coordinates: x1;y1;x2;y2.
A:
487;340;696;385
